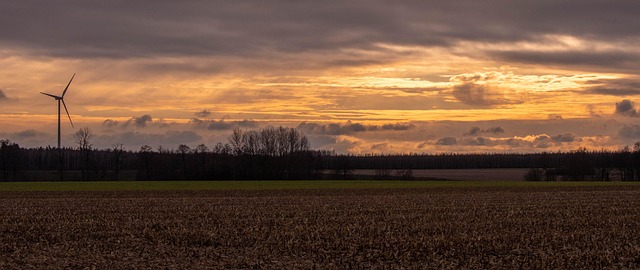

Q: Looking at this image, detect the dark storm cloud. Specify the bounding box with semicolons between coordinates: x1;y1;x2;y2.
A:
615;100;639;117
297;122;414;135
191;118;257;130
2;1;639;71
0;89;7;101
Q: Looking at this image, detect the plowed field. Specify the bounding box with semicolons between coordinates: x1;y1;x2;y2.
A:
2;186;640;268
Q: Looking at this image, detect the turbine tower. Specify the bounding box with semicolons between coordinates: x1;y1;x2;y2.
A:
41;74;75;149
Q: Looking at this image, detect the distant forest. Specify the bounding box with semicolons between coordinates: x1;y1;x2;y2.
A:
2;126;640;182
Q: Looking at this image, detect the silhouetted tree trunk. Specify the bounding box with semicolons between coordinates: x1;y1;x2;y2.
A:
195;144;209;180
74;127;94;181
138;145;153;180
111;144;124;180
178;144;191;180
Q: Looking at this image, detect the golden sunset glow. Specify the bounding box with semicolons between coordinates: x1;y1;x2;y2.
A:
1;2;639;153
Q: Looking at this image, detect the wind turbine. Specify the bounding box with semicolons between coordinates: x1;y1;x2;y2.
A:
41;74;75;149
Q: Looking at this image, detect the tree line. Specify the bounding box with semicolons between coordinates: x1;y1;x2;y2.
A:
2;128;640;181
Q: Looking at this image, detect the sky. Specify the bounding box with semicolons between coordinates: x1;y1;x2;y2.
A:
1;1;640;154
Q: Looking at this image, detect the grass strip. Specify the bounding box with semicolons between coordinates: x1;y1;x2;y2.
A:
1;180;640;191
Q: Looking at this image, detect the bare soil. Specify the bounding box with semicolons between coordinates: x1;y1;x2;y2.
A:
2;186;640;269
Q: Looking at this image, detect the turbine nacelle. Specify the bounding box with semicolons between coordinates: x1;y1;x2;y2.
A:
40;92;62;100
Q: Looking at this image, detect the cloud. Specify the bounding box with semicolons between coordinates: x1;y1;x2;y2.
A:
436;137;457;146
102;119;120;129
449;73;523;106
451;83;491;106
548;114;563;120
163;130;202;144
194;110;212;118
370;142;389;151
3;1;640;74
464;127;481;136
551;133;577;143
306;135;337;149
416;141;430;149
585;79;640;96
483;127;505;134
381;123;415;131
587;104;602;118
13;129;47;139
460;137;489;146
0;129;51;147
102;115;154;129
191;118;258;130
426;132;587;150
134;115;153;128
333;136;362;154
464;126;504;136
297;122;414;135
0;89;7;101
155;118;171;128
615;100;639;117
116;115;154;128
490;50;639;71
619;125;640;139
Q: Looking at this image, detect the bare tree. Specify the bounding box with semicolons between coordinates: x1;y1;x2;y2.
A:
229;128;244;155
74;127;94;180
111;144;124;180
73;127;94;150
260;127;278;156
195;144;209;179
243;130;260;155
138;145;153;180
177;144;191;179
213;142;231;155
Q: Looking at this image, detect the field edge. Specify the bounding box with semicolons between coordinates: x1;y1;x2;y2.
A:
1;180;640;191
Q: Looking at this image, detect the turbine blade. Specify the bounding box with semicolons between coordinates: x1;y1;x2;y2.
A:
62;99;74;128
40;92;61;99
62;73;75;97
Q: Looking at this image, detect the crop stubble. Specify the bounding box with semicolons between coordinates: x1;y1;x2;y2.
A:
1;186;640;269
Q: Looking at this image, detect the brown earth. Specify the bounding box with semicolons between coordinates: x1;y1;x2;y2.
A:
2;187;640;269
